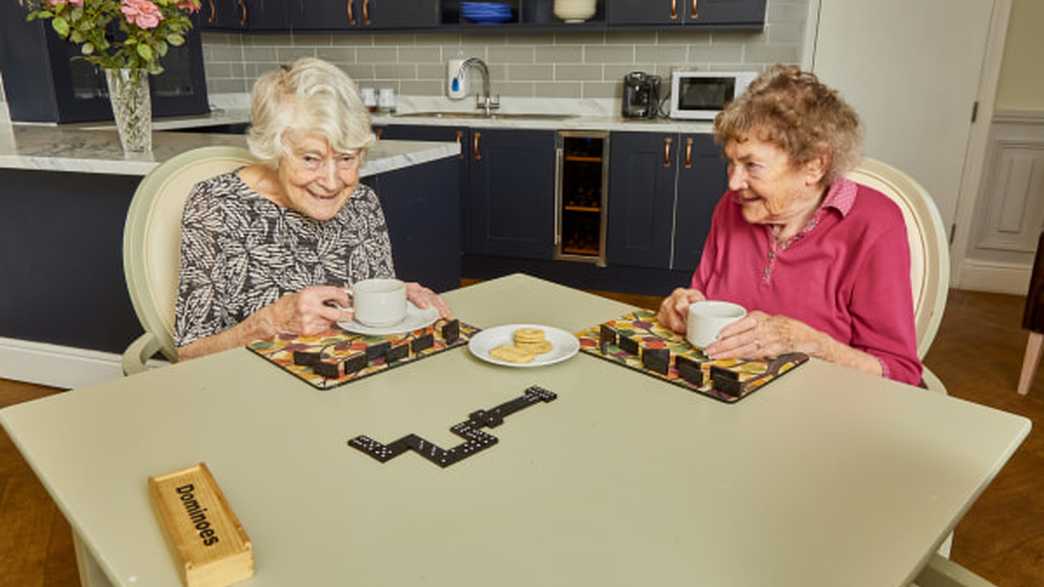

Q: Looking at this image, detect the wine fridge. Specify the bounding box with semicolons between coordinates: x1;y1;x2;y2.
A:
554;131;610;266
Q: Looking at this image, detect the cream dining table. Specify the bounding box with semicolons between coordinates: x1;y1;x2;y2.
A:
0;274;1031;587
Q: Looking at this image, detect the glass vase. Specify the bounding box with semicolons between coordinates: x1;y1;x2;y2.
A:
104;68;152;154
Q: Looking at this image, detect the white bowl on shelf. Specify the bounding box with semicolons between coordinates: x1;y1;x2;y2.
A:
554;0;597;23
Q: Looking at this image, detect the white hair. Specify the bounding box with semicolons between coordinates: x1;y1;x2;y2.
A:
247;58;376;166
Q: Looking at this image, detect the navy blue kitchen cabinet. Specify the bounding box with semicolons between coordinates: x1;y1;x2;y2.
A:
370;158;462;293
672;133;727;272
0;155;460;355
200;0;242;29
379;124;470;243
608;0;764;27
466;129;557;259
606;132;679;270
200;0;287;30
689;0;766;25
289;0;439;31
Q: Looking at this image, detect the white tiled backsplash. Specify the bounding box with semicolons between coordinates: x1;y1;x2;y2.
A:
201;0;808;100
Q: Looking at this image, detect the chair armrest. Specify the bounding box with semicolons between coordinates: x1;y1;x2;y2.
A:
923;366;947;395
914;554;996;587
121;333;163;376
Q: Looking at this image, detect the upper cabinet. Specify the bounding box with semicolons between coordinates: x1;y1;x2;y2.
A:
688;0;767;25
200;0;288;30
289;0;440;31
243;0;290;30
607;0;764;27
204;0;762;32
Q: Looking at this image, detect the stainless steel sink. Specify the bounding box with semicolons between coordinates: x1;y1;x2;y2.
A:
392;111;577;121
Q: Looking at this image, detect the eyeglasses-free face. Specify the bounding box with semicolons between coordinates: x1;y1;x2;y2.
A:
276;129;363;222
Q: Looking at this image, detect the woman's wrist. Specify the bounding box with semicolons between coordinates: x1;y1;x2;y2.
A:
245;303;280;340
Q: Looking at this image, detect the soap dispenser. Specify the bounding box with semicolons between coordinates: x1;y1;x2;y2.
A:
447;51;469;100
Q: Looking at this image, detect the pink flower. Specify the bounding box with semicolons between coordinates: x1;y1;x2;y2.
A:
121;0;164;29
176;0;201;13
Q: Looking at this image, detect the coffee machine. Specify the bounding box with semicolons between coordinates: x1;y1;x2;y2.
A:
621;71;662;119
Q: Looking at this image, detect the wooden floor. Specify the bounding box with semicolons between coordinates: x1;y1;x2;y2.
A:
2;288;1043;586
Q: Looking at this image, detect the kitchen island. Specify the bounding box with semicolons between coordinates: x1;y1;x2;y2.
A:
0;124;461;388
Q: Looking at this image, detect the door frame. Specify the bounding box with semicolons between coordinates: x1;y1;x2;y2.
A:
801;0;1014;288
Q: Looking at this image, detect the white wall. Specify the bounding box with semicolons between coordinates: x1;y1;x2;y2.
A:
959;0;1044;294
995;0;1044;112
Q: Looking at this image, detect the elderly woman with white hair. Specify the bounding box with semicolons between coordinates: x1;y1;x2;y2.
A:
174;58;450;360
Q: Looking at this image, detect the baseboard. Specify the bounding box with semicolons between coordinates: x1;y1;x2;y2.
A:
0;337;167;390
958;259;1032;295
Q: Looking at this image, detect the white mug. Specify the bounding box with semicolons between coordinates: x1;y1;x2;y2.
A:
360;87;378;112
686;301;747;348
349;278;407;327
378;87;396;113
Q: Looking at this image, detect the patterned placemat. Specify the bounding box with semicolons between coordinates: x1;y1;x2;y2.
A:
247;319;480;390
576;310;808;404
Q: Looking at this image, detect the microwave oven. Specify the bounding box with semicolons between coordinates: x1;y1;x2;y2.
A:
668;71;757;120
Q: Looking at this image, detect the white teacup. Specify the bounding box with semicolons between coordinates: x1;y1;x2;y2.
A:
686;301;747;348
349;278;407;327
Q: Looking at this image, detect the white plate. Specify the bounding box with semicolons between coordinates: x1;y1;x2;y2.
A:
468;324;580;368
337;301;439;335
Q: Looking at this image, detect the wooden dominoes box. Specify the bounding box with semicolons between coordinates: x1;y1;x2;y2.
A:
148;463;253;587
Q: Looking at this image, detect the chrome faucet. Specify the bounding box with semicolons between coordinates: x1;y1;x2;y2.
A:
459;57;500;117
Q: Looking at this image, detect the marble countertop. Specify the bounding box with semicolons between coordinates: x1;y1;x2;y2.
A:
70;104;716;134
0;124;460;176
0;95;714;175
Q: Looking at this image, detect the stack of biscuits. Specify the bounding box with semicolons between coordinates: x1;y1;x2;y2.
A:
490;328;553;364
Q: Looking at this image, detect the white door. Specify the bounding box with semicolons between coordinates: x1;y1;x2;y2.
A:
810;0;994;232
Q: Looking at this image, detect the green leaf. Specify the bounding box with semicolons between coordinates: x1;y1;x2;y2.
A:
81;42;94;55
136;43;153;62
51;17;70;37
149;63;164;76
70;30;83;43
156;40;168;57
166;34;185;46
37;10;53;17
25;12;37;21
69;6;82;20
125;37;137;45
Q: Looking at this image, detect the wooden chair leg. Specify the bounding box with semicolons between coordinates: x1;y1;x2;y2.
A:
1017;332;1043;395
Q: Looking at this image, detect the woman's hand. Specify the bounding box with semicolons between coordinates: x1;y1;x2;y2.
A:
704;311;815;360
406;282;453;319
657;288;706;333
267;285;352;336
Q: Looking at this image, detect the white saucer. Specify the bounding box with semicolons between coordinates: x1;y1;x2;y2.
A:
468;324;580;368
337;301;439;335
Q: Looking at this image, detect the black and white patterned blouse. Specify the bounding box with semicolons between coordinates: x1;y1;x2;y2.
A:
174;169;395;347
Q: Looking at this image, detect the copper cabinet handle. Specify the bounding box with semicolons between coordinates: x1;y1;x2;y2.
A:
238;0;247;26
455;130;464;159
670;0;678;20
473;132;482;161
663;136;673;167
346;0;355;25
690;0;698;19
207;0;216;23
684;136;693;168
363;0;370;25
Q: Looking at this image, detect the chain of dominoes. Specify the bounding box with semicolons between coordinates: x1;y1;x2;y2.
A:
348;385;557;468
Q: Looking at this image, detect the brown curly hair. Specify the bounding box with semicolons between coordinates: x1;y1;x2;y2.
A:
714;65;863;185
